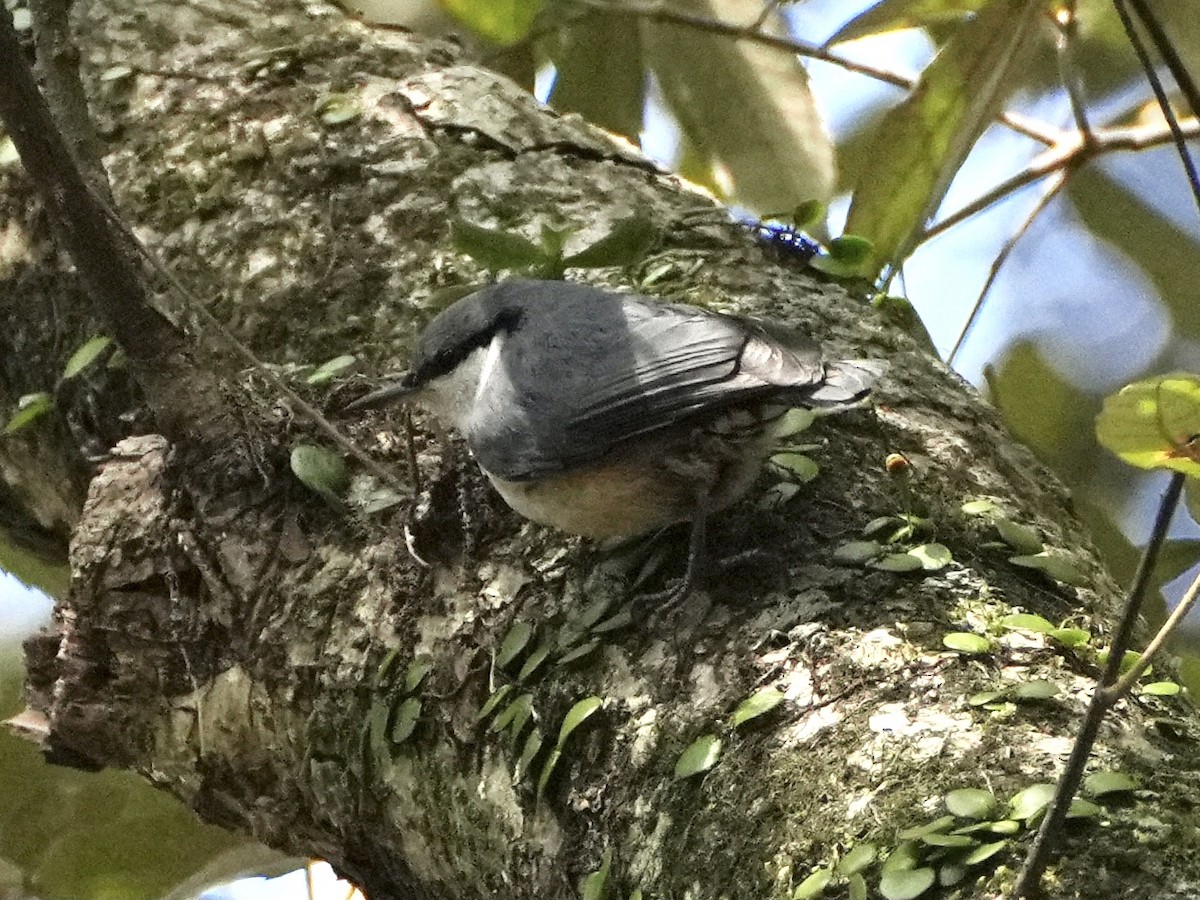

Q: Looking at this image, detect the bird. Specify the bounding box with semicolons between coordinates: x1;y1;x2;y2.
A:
346;279;883;601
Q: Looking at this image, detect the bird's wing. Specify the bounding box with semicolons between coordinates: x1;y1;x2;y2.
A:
468;289;832;480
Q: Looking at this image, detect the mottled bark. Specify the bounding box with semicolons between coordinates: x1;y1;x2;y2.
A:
4;1;1200;898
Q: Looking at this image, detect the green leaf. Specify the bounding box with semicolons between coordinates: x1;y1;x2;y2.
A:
907;543;952;570
497;622;534;669
848;872;868;900
770;452;820;483
879;867;935;900
305;355;356;385
826;234;873;266
1097;649;1146;676
827;0;988;45
730;687;785;729
1013;680;1059;701
592;608;634;634
999;613;1055;634
1009;783;1056;821
869;552;925;573
289;444;348;498
477;683;513;720
513;726;544;783
439;0;547;45
643;5;834;212
403;659;433;695
558;638;601;666
391;697;421;743
844;0;1042;277
557;696;603;748
836;844;878;877
451;219;547;271
536;748;562;799
548;10;644;138
899;815;956;839
920;832;975;847
674;734;722;779
1084;771;1138;797
562;216;657;269
491;693;534;734
1008;551;1089;587
314;93;360;125
517;642;552;682
967;690;1006;707
775;408;817;437
580;849;611;900
994;519;1044;554
3;393;55;434
834;541;883;565
938;864;966;887
942;632;992;654
962;839;1008;866
792;867;833;899
882;841;920;873
1142;681;1182;697
1048;627;1090;648
1066;798;1101;819
945;788;997;820
1096;373;1200;476
961;498;999;516
62;335;113;379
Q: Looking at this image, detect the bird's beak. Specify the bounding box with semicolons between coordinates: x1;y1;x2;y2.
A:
343;373;417;412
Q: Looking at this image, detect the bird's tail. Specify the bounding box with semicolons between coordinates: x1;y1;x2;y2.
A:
805;360;887;410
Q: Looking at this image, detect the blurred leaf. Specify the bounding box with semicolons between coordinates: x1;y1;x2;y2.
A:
879;867;935;900
1096;374;1200;476
557;696;603;748
1008;551;1089;586
985;341;1098;481
451;219;547;271
945;787;997;819
548;9;645;139
943;632;992;654
0;648;297;900
580;849;611;900
994;518;1043;554
0;534;70;598
643;0;834;212
1069;167;1200;342
61;335;113;380
792;867;833;899
908;542;952;570
563;216;657;269
3;393;55;434
674;733;722;779
289;444;349;499
845;0;1042;277
438;0;546;45
1083;771;1138;797
999;613;1054;633
1009;782;1055;820
305;355;356;385
497;621;534;669
391;697;422;743
827;0;988;45
730;687;784;728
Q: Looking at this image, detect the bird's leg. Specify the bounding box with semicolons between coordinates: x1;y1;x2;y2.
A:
635;494;709;611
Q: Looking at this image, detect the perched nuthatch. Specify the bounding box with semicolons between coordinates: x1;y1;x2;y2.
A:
347;279;883;598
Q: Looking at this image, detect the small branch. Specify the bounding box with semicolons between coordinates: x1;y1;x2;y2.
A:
1014;472;1185;898
947;171;1066;365
1114;0;1200;217
920;116;1200;245
580;0;1061;146
0;6;232;438
1124;0;1200;127
1053;2;1092;137
1105;566;1200;698
28;0;108;191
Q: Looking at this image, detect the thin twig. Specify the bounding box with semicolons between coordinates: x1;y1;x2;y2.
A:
1124;0;1200;126
579;0;1061;146
1114;0;1200;215
1014;472;1185;898
947;171;1066;365
920;116;1200;246
1053;2;1092;137
1106;566;1200;698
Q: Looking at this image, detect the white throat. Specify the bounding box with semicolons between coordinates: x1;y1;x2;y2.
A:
415;332;504;430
